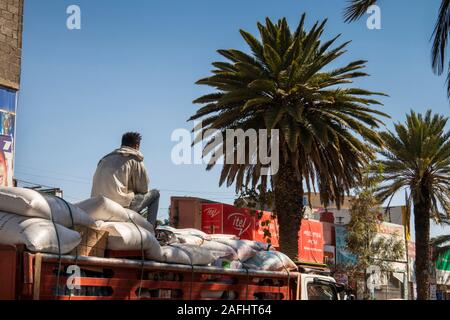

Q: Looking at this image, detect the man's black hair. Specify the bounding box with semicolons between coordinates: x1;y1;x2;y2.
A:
121;132;142;148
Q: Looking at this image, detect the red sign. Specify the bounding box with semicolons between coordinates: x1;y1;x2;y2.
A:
201;203;325;261
298;220;324;264
222;204;255;240
201;204;223;234
201;204;256;240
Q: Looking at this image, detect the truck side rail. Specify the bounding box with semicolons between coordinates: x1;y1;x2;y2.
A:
0;245;300;300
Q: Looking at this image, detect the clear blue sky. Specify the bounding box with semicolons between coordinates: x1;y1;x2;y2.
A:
15;0;449;237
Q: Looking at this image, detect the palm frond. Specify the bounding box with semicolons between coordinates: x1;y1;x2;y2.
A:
190;13;388;200
431;0;450;98
344;0;379;23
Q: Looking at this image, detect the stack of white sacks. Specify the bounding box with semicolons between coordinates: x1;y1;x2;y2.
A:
0;187;297;272
155;226;297;271
0;187;94;254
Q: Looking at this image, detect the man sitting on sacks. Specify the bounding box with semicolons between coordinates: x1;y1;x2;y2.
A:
91;132;160;226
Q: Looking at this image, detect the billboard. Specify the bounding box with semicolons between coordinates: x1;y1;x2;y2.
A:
201;203;223;235
298;220;324;264
0;86;17;187
376;222;407;263
201;203;256;240
222;204;255;240
201;203;327;260
436;250;450;286
335;225;358;266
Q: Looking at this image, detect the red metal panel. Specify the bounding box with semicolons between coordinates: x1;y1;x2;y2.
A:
254;211;279;248
0;245;18;300
33;255;296;300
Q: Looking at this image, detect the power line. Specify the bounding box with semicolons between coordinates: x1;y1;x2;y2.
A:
15;165;237;195
15;178;54;189
15;171;91;185
160;188;235;195
15;164;91;181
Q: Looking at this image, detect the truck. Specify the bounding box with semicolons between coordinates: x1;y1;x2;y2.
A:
0;245;350;300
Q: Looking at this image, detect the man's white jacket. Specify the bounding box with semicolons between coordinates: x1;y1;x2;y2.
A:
91;146;150;207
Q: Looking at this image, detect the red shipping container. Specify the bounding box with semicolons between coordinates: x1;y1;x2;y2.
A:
298;220;324;264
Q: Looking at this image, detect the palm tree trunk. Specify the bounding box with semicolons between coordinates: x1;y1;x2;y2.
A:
273;159;304;260
413;187;432;300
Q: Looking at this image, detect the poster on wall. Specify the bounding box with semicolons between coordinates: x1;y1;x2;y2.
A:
0;135;13;187
408;242;416;283
0;109;15;137
0;86;17;187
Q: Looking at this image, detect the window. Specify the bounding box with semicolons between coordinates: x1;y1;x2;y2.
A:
307;283;337;300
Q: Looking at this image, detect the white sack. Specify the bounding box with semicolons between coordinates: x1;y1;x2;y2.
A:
0;187;95;228
0;211;81;254
176;234;205;246
156;225;177;232
96;221;162;260
210;234;239;241
160;244;215;266
200;241;238;260
157;226;212;241
241;240;275;252
75;196;154;233
243;251;297;272
214;239;257;261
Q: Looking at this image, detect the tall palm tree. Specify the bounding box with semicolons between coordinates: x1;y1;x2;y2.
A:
344;0;450;99
189;14;388;259
376;110;450;300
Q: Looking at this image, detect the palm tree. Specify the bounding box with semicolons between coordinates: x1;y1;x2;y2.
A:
189;14;388;259
376;110;450;300
344;0;450;99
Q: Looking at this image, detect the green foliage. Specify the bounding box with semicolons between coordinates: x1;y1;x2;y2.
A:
431;0;450;98
156;219;170;227
374;110;449;300
190;14;388;208
235;184;274;213
345;166;405;274
235;185;275;243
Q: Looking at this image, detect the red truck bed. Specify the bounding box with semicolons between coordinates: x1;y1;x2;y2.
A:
0;245;298;300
